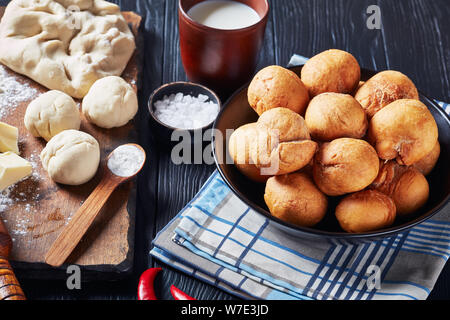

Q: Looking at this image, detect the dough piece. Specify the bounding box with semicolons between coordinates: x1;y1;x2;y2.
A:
0;0;135;98
82;76;138;128
305;93;368;141
228;123;268;183
368;99;438;166
313;138;379;196
336;190;396;233
24;90;81;141
413;141;440;176
40;129;100;185
355;70;419;118
264;172;328;227
371;161;429;216
301;49;361;97
250;108;317;176
248;66;310;116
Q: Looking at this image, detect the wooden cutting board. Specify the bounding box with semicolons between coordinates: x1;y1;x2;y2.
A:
0;7;142;277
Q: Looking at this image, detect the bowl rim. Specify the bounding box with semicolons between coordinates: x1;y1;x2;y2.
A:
212;65;450;240
147;81;222;131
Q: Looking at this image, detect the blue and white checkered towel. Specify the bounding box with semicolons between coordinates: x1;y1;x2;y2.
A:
150;55;450;300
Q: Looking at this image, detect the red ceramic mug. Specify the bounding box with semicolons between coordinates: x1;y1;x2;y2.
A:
178;0;269;97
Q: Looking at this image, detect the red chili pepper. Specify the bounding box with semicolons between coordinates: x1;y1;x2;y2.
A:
170;285;196;300
138;268;162;300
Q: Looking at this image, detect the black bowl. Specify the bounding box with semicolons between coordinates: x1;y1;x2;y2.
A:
148;81;222;150
212;65;450;241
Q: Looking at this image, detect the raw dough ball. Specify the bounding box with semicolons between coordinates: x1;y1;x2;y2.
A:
251;108;317;176
413;141;440;176
301;49;360;97
355;70;419;118
371;161;429;216
336;190;396;233
368;99;438;165
264;172;328;227
248;66;310;116
24;90;81;141
40;130;100;185
305;93;368;141
313;138;379;196
0;0;135;98
228;123;268;183
82;76;138;129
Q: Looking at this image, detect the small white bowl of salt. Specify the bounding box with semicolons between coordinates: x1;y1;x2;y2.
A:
148;82;221;146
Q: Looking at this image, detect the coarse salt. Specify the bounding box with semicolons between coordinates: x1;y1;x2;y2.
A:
0;65;39;119
153;93;219;129
107;145;145;177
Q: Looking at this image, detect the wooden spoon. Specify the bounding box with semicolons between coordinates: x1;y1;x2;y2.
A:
0;219;26;300
45;143;146;268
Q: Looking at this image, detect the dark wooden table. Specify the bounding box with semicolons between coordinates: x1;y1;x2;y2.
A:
1;0;449;300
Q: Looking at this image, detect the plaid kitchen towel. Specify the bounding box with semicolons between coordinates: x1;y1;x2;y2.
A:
150;55;450;300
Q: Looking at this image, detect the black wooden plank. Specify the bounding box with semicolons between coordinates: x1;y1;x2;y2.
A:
131;0;166;299
153;0;233;301
254;0;277;69
161;0;187;83
272;0;387;70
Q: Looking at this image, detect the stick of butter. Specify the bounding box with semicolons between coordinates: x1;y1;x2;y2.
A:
0;121;19;154
0;152;32;191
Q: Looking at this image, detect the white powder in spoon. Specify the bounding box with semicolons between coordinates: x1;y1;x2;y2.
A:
107;145;145;177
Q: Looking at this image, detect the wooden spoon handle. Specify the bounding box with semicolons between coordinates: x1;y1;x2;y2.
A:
45;177;120;267
0;258;26;300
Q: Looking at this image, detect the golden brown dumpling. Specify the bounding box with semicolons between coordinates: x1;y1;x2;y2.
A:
265;172;328;227
301;49;361;97
371;161;429;216
248;66;310;116
305;93;368;141
413;141;440;176
251;108;318;176
368;99;438;166
355;70;419;118
228;123;268;183
336;190;396;233
313;138;379;196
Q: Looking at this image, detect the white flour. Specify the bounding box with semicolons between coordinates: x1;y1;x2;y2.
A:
0;73;42;217
0;64;39;119
107;145;145;177
0;186;14;213
0;65;47;240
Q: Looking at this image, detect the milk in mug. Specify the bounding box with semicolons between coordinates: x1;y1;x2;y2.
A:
187;0;261;30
